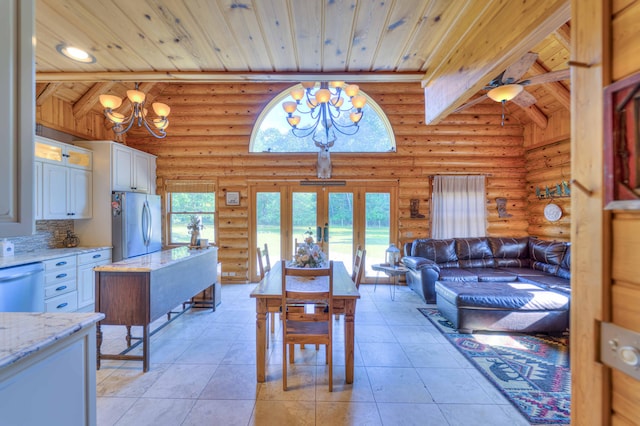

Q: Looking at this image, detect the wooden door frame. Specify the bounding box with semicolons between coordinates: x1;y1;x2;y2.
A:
249;179;398;283
571;0;610;424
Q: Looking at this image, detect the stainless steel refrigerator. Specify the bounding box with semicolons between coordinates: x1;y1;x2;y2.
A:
112;192;162;261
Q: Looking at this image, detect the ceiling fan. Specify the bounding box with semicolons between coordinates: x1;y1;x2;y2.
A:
454;52;570;123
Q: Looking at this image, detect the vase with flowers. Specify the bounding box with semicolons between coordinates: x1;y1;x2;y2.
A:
291;229;327;268
187;215;203;247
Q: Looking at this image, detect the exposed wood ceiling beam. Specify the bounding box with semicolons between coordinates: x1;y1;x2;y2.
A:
553;22;571;50
72;82;115;118
35;72;425;84
521;104;549;129
36;82;61;106
530;62;571;110
422;0;570;125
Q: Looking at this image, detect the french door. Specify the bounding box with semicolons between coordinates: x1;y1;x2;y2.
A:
250;181;397;283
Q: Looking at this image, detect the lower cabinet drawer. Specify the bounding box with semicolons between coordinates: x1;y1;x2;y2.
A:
77;249;111;266
44;279;77;298
45;291;78;313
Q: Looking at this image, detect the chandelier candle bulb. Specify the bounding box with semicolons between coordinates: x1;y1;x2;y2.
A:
126;89;146;104
152;102;170;117
344;84;359;97
99;94;122;110
282;101;297;114
351;95;367;109
291;88;305;101
315;88;331;103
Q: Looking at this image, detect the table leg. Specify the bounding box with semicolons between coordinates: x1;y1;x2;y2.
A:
256;299;268;382
344;300;356;384
142;324;149;372
96;323;102;370
390;274;396;301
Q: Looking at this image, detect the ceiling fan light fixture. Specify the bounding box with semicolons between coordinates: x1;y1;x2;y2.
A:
487;84;523;102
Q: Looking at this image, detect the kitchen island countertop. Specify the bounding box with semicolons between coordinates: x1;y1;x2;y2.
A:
0;312;105;370
94;246;218;273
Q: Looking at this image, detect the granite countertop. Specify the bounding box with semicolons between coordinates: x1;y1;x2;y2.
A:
94;246;218;273
0;246;112;269
0;312;105;370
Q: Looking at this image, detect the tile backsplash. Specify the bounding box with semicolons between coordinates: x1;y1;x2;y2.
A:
5;220;75;253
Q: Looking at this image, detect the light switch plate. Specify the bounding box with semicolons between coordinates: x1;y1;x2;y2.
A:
601;321;640;380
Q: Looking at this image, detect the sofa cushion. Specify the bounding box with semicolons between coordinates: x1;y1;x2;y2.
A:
462;268;518;282
518;274;571;288
435;281;570;311
498;267;550;277
557;245;571;279
489;237;531;268
529;239;568;275
411;239;458;266
455;238;495;268
438;269;478;282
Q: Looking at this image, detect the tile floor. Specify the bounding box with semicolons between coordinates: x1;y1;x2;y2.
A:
96;283;531;425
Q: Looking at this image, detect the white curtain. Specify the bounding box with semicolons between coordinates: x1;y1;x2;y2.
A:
431;175;486;239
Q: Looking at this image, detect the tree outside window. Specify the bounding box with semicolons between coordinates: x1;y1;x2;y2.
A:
168;192;215;245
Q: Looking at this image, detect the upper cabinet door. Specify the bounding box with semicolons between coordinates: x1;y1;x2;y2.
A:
35;137;92;170
132;152;151;194
0;0;35;237
112;144;134;192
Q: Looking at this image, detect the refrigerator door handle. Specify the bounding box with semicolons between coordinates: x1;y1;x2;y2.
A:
146;201;153;245
142;201;150;246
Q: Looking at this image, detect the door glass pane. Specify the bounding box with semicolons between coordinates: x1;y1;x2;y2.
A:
328;192;353;271
256;192;281;264
364;192;390;277
291;192;318;256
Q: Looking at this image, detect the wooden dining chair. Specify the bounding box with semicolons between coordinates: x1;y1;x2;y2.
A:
352;245;366;289
257;244;275;346
281;260;334;392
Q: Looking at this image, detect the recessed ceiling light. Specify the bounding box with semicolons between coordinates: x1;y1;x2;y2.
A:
56;44;96;64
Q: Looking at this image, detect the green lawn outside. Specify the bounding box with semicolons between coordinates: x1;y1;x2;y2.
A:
257;225;391;277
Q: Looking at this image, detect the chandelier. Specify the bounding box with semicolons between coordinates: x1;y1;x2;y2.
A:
282;81;367;144
99;83;170;139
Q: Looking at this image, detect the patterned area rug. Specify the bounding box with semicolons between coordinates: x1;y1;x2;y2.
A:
418;308;571;425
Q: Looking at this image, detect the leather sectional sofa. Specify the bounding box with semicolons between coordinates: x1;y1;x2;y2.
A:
402;237;570;333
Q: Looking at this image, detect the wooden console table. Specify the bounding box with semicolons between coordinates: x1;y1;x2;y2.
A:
94;246;218;371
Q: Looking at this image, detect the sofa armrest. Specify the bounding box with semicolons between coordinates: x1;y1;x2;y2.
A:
402;256;440;273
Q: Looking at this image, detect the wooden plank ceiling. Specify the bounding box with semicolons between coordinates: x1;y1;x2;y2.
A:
35;0;571;128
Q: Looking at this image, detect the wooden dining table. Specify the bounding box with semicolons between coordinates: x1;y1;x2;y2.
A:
250;260;360;383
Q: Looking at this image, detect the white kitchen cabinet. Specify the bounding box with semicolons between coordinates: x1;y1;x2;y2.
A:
0;312;101;426
34;161;43;220
73;141;157;247
76;248;112;312
35;136;92;170
43;255;78;313
42;163;92;220
0;0;34;237
112;143;153;193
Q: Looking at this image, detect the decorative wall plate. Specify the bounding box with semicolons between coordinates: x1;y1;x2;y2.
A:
544;203;563;222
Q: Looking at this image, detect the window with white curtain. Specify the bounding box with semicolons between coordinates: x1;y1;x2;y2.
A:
431;175;487;239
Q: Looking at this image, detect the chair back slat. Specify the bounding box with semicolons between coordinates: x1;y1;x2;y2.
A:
257;243;271;279
351;246;366;288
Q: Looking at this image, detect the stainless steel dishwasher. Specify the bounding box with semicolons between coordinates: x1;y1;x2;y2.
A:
0;262;45;312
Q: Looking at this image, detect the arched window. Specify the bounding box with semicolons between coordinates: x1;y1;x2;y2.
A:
250;84;396;153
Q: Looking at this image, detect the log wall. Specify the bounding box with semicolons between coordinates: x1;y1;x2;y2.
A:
122;82;530;282
36;82;573;283
523;109;571;241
